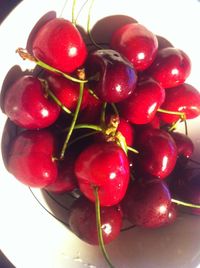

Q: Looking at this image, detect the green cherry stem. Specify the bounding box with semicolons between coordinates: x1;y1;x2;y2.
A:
72;0;77;25
93;186;115;268
16;48;88;84
64;123;103;132
68;131;99;147
47;89;73;115
127;146;139;154
87;0;104;49
157;108;185;118
111;103;119;117
172;198;200;209
100;102;107;127
74;0;90;24
60;82;84;159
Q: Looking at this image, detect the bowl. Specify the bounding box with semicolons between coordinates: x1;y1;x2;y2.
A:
1;1;200;267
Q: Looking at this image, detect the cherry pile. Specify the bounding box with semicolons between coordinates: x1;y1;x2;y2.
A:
2;3;200;267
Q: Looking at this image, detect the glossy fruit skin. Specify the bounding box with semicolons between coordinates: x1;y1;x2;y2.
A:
118;78;165;124
170;168;200;215
156;35;173;50
45;73;89;111
121;179;171;228
75;142;130;206
146;47;191;88
69;196;122;245
110;23;158;71
8;130;57;188
45;151;77;193
137;128;177;179
86;49;137;103
4;75;60;129
170;132;194;159
117;117;134;146
159;83;200;123
32;18;87;73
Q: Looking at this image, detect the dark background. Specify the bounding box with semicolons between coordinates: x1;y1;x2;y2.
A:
0;1;22;267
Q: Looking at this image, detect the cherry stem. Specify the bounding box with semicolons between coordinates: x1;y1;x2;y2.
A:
87;0;104;49
93;186;115;268
74;0;90;24
47;89;73;115
171;198;200;209
72;0;77;25
127;146;139;154
111;103;119;117
157;108;185;118
64;123;103;132
68;131;99;147
16;48;88;84
60;82;84;159
100;102;107;127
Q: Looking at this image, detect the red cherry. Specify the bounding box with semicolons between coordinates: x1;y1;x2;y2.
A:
170;132;194;159
118;78;165;124
86;49;137;103
32;18;87;73
156;35;173;51
170;168;200;215
45;73;89;111
146;47;191;88
8;130;58;188
159;83;200;123
117;117;135;146
45;151;78;193
136;128;177;179
4;75;60;129
110;23;158;71
75;142;130;206
121;179;171;228
69;196;122;245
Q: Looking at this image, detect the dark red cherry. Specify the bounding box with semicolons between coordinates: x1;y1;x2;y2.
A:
69;196;122;245
159;83;200;123
121;179;171;228
110;23;158;71
32;18;87;73
165;203;177;225
118;78;165;124
136;128;177;179
170;132;194;159
117;117;135;146
146;47;191;88
45;151;77;193
7;130;57;188
170;168;200;215
45;73;89;111
4;75;60;129
156;35;173;50
86;49;137;103
75;142;130;206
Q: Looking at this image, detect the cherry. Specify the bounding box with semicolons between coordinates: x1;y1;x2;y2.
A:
7;130;58;188
110;23;158;71
170;132;194;160
86;49;137;103
44;72;89;111
156;35;173;50
116;117;134;146
146;47;191;88
159;83;200;124
165;203;177;225
32;18;87;73
169;168;200;215
3;75;60;129
45;150;78;193
118;78;165;124
68;196;122;245
75;142;130;206
136;128;177;179
121;179;172;228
